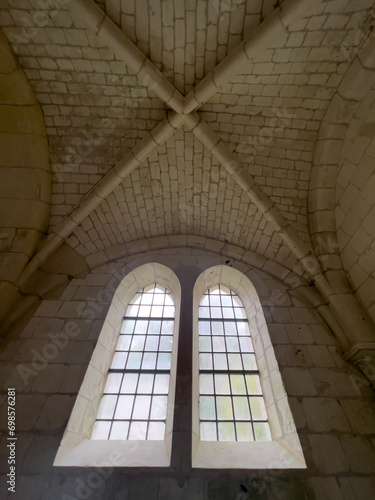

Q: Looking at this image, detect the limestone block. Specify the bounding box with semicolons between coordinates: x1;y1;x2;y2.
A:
281;367;317;396
308;434;349;473
302;397;351;432
339;478;375;500
310;478;344;500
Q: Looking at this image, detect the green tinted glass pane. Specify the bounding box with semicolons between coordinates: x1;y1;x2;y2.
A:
199;374;214;394
211;322;224;335
199;337;212;352
91;421;111;440
157;352;171;370
218;422;235;441
109;421;129;440
126;352;142;369
249;397;267;420
239;337;253;352
230;374;247;395
216;396;233;420
142;352;157;369
226;337;240;352
148;320;161;334
213;353;228;370
200;421;217;441
214;374;230;394
199;353;213;370
242;354;257;370
134;320;148;334
199;321;210;335
200;396;216;420
233;397;250;420
253;422;272;441
212;336;225;352
228;353;242;370
121;319;135;333
145;336;159;351
137;374;154;394
245;375;262;395
236;422;254;442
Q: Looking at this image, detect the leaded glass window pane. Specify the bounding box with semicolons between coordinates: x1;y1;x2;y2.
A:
198;284;271;442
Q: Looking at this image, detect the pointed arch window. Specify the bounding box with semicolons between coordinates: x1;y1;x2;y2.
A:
91;284;175;442
198;284;271;443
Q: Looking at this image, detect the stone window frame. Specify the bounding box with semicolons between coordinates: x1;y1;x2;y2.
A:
192;266;306;469
54;262;181;467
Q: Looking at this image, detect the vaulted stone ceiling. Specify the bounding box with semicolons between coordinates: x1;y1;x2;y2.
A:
1;0;375;328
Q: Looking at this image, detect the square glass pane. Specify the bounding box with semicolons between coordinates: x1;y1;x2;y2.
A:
130;335;146;351
163;306;175;317
139;305;151;316
137;374;154;394
213;353;228;370
245;375;262;395
159;336;173;351
142;352;157;369
253;422;272;441
121;319;135;334
211;321;224;335
199;353;213;370
125;305;139;317
154;374;170;394
117;335;131;351
97;395;117;420
114;395;134;419
91;421;111;440
210;295;221;307
242;354;257;371
237;322;250;336
157;352;171;370
218;422;235;441
148;320;161;334
104;373;122;394
221;295;232;307
141;293;153;305
228;353;242;370
109;421;129;440
199;337;212;352
234;308;246;319
161;320;174;334
249;397;268;420
226;337;240;352
126;352;142;370
150;395;168;420
222;308;235;319
132;395;151;419
128;421;147;440
147;421;165;440
153;294;165;305
121;373;138;394
199;396;216;420
199;306;210;318
211;307;223;319
214;374;231;394
145;335;159;351
216;396;233;420
200;421;217;441
224;321;237;335
134;320;148;334
236;422;254;442
199;374;214;395
111;352;128;369
151;305;163;317
233;397;250;420
239;337;253;353
212;336;225;352
199;321;210;335
230;374;247;395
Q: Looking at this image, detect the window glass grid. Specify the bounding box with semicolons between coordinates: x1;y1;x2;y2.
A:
92;284;174;442
198;285;271;442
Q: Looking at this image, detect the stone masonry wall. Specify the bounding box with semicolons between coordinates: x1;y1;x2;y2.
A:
0;249;375;500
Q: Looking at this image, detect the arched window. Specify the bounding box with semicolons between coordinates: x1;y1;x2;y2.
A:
198;284;271;443
192;266;306;469
91;284;175;442
54;263;181;467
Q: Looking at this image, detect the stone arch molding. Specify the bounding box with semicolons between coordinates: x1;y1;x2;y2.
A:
54;262;181;467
